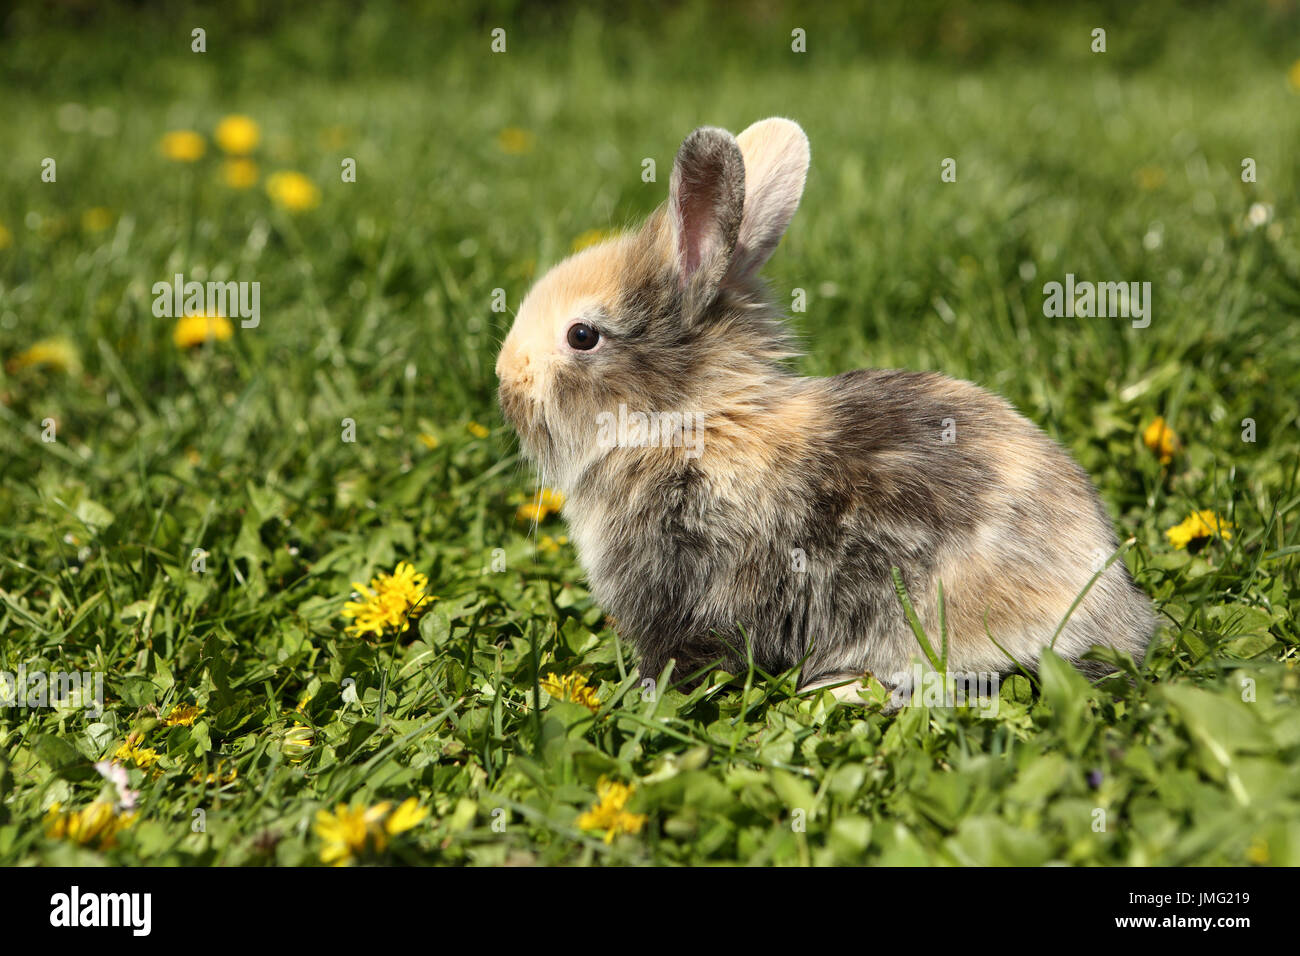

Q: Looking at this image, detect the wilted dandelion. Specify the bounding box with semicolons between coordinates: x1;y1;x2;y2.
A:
1142;416;1179;465
9;338;81;374
173;313;234;348
576;778;647;843
160;130;205;162
215;114;260;155
497;127;535;155
340;561;434;637
266;170;320;211
45;800;136;849
541;672;600;713
517;487;565;523
221;158;259;189
1166;510;1234;550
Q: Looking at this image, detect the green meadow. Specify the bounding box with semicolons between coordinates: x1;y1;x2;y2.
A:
0;1;1298;865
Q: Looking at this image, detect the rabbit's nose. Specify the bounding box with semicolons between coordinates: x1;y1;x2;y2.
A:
495;344;512;380
496;340;531;383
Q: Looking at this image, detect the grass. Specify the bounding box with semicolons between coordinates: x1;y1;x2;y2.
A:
1;0;1298;866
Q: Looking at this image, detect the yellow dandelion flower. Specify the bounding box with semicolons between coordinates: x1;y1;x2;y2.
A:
497;127;535;155
221;158;259;189
571;228;617;252
541;672;601;713
0;222;11;249
160;130;205;162
576;777;647;843
384;797;429;836
467;421;490;438
1142;416;1179;465
173;313;234;348
215;114;260;155
314;802;391;866
81;207;114;232
113;735;159;769
1166;510;1234;550
162;703;203;727
9;338;81;374
340;561;434;638
516;487;565;523
417;432;440;450
1289;60;1300;93
45;800;137;849
266;170;321;212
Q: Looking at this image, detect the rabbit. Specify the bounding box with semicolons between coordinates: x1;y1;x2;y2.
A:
496;117;1154;703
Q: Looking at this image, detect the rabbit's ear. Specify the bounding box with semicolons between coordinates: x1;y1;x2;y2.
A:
726;118;809;283
669;126;745;317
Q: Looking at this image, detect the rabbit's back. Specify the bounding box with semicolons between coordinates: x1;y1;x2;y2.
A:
789;368;1153;683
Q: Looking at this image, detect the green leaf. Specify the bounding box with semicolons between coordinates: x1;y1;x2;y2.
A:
1161;683;1276;791
1037;649;1094;754
73;498;115;534
31;735;95;781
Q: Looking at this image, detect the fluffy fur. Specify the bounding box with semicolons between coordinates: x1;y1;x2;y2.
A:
496;117;1154;694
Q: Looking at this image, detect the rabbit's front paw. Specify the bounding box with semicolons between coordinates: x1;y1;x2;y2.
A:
801;673;889;707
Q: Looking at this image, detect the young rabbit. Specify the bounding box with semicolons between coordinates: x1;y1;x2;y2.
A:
496;117;1154;701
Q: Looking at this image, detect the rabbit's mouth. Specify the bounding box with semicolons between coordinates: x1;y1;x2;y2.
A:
498;381;555;462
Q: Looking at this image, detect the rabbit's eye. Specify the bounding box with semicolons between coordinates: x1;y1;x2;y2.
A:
566;323;600;351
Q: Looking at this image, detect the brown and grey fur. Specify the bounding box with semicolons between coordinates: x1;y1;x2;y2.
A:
497;118;1154;697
